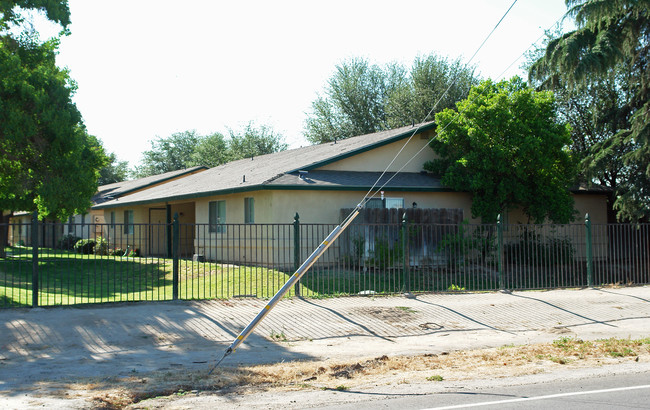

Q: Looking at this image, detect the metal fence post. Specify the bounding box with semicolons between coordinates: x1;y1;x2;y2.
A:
172;212;179;300
497;214;504;290
585;213;593;287
293;213;301;297
166;204;172;258
402;212;410;294
31;211;39;307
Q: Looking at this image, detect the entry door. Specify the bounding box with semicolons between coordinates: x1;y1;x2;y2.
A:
149;208;167;256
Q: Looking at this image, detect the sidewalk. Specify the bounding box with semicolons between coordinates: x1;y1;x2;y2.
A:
1;286;649;394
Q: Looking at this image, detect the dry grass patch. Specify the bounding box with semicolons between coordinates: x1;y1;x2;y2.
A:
79;336;650;408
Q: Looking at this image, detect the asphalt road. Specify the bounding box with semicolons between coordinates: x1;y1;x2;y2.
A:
1;286;649;408
316;372;650;409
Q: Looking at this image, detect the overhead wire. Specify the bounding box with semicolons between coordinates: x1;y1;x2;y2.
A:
209;0;568;371
360;0;519;208
360;0;568;208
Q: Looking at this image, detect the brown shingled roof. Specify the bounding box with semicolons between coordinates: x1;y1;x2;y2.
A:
92;166;208;205
92;122;436;209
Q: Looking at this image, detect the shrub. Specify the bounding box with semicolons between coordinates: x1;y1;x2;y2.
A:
109;248;125;257
367;233;404;269
437;221;494;267
94;237;110;255
504;230;575;266
74;239;96;254
58;234;81;250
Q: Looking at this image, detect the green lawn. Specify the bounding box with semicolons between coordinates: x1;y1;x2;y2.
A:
1;246;300;307
1;246;501;308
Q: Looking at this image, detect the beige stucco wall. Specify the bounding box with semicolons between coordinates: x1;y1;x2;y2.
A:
190;189;473;266
503;193;608;225
193;189;472;225
99;202;196;256
97;185;609;263
7;214;31;245
501;193;609;261
317;130;437;173
573;194;608;225
7;215;63;248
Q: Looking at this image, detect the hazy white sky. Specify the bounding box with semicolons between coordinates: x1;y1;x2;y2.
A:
44;0;570;166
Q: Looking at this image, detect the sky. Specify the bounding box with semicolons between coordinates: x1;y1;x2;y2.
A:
37;0;572;167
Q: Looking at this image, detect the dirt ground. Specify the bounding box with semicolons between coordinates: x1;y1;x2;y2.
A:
1;286;649;409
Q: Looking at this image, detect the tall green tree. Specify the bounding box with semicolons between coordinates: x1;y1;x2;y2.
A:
304;58;396;143
1;1;107;255
425;78;576;224
529;0;650;221
386;55;478;128
132;123;288;178
304;54;478;144
98;152;130;185
227;122;288;159
190;132;230;168
0;0;70;30
132;130;201;178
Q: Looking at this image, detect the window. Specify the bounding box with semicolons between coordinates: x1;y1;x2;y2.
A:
385;198;404;209
366;197;404;209
209;200;226;233
244;197;254;223
124;210;134;235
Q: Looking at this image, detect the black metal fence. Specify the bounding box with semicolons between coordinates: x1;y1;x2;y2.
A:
1;214;648;308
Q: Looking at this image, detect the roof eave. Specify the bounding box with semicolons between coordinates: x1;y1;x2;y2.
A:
92;182;455;209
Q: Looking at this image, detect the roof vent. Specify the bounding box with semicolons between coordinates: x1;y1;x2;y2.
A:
298;170;308;180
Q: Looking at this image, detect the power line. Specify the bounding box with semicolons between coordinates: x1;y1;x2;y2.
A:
209;0;568;371
361;0;520;207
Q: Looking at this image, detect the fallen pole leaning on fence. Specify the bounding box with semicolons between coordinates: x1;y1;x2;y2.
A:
208;204;362;373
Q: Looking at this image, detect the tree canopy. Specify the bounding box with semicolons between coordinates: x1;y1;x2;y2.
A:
1;0;107;257
529;0;650;221
226;122;288;160
132;130;201;178
1;0;106;222
132;123;288;178
425;78;576;224
303;55;478;144
0;0;71;30
98;152;130;185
